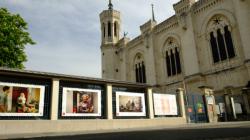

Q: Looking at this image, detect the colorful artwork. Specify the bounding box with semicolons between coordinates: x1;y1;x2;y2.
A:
0;82;45;116
196;102;204;113
116;91;146;117
62;87;101;116
188;107;193;113
153;93;178;116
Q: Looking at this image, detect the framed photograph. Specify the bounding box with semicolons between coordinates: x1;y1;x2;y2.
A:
116;91;146;117
62;87;101;117
153;93;178;116
0;82;45;116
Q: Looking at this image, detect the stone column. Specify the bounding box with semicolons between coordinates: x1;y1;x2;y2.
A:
246;61;250;79
224;94;232;121
242;88;250;114
199;86;218;123
176;88;186;119
106;84;113;120
224;87;237;120
147;88;154;119
50;79;60;120
230;97;237;119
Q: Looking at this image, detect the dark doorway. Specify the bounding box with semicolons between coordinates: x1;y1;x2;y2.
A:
186;93;208;123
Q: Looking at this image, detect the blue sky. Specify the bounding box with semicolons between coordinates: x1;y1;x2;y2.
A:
0;0;179;78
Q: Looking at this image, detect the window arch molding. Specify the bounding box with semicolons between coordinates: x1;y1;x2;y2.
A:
130;50;144;70
133;53;144;65
132;51;147;83
162;35;183;77
206;15;232;39
162;36;181;57
205;14;237;63
200;9;236;37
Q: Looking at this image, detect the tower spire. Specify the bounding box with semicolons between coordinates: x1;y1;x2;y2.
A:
151;4;156;21
108;0;113;10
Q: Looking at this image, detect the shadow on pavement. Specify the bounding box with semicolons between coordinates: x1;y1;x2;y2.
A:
15;127;250;140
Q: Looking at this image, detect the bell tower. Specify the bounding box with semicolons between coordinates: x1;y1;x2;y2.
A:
100;0;121;79
100;0;121;45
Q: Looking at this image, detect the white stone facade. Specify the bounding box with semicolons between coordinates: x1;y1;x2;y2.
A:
100;0;250;96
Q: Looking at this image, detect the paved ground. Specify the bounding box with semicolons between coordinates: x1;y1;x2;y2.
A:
13;122;250;140
16;128;250;140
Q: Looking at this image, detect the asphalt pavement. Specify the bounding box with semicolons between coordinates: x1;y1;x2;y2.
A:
13;122;250;140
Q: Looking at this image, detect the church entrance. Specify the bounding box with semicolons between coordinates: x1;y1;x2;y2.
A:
186;93;208;123
214;95;227;122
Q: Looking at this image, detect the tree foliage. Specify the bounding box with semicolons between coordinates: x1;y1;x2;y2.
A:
0;8;35;69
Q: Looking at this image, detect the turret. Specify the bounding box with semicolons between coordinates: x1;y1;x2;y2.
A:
100;0;121;79
100;0;121;45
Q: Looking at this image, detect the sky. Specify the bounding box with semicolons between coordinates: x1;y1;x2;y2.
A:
0;0;179;78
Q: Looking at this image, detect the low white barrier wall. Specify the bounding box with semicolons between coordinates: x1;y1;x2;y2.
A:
0;118;186;137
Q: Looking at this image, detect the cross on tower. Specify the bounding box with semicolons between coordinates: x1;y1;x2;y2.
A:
151;4;156;21
108;0;113;10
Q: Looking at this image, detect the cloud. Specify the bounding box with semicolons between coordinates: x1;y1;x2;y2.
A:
0;0;179;78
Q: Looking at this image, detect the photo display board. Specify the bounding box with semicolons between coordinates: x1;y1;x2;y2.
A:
116;91;146;117
61;87;102;117
0;82;45;116
153;93;178;116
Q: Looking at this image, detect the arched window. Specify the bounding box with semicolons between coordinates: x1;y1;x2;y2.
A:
209;32;220;63
224;26;235;58
170;50;176;75
164;38;182;77
135;64;139;82
108;21;111;37
142;62;146;83
217;29;227;61
114;22;118;37
134;54;146;83
207;16;236;63
175;48;182;74
103;23;105;37
166;51;171;76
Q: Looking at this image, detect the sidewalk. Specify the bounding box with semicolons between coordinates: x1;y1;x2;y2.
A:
1;121;250;139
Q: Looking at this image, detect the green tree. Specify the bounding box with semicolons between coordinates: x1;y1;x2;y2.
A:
0;8;35;69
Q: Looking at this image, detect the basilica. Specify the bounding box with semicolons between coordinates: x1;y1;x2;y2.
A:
100;0;250;122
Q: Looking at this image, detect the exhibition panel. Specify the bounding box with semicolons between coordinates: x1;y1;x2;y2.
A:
0;68;188;136
116;91;146;117
112;86;148;119
58;81;106;119
153;93;180;117
0;74;51;120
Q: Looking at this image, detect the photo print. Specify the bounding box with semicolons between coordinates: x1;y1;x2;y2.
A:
62;87;101;117
116;91;146;117
153;93;178;116
0;82;45;116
